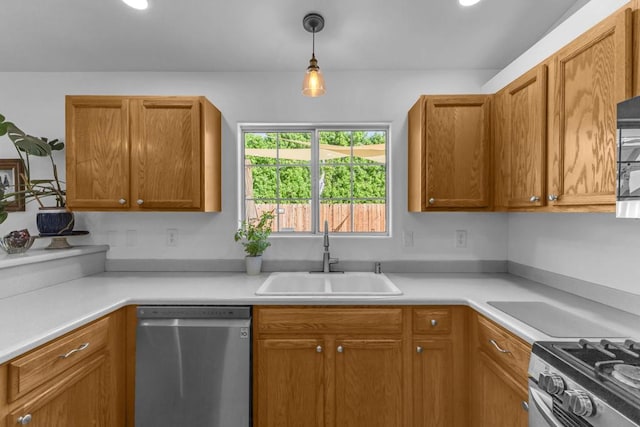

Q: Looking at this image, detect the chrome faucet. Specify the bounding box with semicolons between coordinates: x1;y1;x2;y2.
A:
321;220;340;273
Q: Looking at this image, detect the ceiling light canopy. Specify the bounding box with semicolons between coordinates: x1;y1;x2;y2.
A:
302;13;326;97
122;0;148;10
459;0;482;6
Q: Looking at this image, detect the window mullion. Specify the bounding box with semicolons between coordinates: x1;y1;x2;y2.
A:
311;129;319;234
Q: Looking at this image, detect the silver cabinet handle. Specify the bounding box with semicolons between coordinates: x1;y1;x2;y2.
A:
416;346;423;354
316;345;322;353
118;198;126;205
136;199;144;205
59;342;89;359
529;196;540;203
431;319;438;326
428;198;436;205
17;414;32;425
337;345;344;353
521;401;529;412
548;194;558;201
489;339;511;354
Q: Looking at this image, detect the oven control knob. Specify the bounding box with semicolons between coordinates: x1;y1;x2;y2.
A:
566;390;596;417
539;373;565;395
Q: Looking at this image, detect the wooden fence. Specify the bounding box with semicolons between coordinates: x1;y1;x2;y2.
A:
249;203;386;233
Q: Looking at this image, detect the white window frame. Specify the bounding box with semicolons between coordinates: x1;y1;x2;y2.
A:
238;123;391;236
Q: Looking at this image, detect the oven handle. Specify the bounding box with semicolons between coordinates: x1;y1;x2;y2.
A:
529;381;565;427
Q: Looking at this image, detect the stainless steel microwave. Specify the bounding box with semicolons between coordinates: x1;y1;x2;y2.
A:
616;96;640;218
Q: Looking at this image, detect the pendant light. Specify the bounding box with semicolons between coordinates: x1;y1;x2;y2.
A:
302;13;326;97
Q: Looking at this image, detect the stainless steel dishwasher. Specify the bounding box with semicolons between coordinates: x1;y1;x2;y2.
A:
135;306;251;427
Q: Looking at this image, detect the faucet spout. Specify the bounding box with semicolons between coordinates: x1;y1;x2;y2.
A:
323;220;330;251
321;220;340;273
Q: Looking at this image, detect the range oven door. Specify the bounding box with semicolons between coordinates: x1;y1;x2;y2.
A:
529;379;585;427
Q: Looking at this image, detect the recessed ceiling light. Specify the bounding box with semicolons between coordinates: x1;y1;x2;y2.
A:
122;0;148;10
459;0;481;6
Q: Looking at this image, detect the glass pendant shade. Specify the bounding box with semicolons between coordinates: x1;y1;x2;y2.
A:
302;55;326;97
122;0;148;10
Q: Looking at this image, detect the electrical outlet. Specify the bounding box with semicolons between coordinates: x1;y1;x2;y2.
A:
166;228;179;247
455;230;467;248
402;231;414;247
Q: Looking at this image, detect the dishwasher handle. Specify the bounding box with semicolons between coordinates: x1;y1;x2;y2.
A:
138;318;251;329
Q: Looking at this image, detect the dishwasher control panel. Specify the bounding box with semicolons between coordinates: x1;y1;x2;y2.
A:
137;305;251;319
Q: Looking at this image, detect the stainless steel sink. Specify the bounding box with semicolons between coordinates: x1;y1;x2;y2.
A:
255;272;402;296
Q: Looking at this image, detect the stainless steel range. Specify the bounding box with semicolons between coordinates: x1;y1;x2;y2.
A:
528;339;640;427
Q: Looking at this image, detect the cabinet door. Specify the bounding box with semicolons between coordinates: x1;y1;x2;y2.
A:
424;96;491;209
492;89;509;210
131;98;202;210
254;339;325;427
548;8;632;208
507;65;547;208
65;97;130;209
335;339;403;427
475;351;528;427
412;340;453;427
6;354;114;427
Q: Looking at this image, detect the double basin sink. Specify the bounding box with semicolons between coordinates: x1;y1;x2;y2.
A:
255;272;403;296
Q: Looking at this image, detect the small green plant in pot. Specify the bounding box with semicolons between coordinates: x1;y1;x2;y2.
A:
234;210;275;275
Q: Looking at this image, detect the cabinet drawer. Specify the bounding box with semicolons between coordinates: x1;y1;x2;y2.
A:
413;308;451;334
476;315;530;382
256;307;403;334
7;316;110;402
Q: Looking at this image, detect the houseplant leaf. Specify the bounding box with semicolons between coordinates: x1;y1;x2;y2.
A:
6;124;51;156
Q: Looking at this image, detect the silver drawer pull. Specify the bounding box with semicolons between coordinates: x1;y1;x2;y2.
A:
337;345;344;353
59;342;90;359
416;346;423;354
17;414;32;425
431;319;438;326
489;339;511;354
316;345;322;353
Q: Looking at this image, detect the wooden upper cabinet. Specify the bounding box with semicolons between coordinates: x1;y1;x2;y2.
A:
66;95;221;212
506;65;548;208
130;99;202;210
492;89;509;210
408;95;491;211
65;97;130;210
548;8;632;208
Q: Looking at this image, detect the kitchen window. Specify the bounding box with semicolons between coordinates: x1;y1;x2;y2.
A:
239;125;389;235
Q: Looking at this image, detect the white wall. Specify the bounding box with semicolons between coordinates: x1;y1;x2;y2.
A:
508;214;640;296
0;70;507;262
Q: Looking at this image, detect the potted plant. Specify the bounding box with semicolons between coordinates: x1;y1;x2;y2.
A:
0;114;69;233
234;210;275;275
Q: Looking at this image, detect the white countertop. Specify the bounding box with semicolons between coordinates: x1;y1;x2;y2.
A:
1;271;639;364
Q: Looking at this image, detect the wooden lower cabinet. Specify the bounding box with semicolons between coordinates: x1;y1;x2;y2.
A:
254;306;406;427
335;339;403;427
255;339;326;427
254;306;469;427
412;340;454;427
0;310;126;427
470;313;530;427
7;354;112;427
474;352;528;427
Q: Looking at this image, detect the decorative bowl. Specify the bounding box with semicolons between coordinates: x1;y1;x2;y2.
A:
0;229;36;254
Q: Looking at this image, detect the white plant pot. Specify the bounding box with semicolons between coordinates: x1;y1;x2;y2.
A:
245;255;263;275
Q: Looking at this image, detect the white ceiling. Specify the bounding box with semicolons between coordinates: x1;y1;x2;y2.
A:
1;0;590;72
